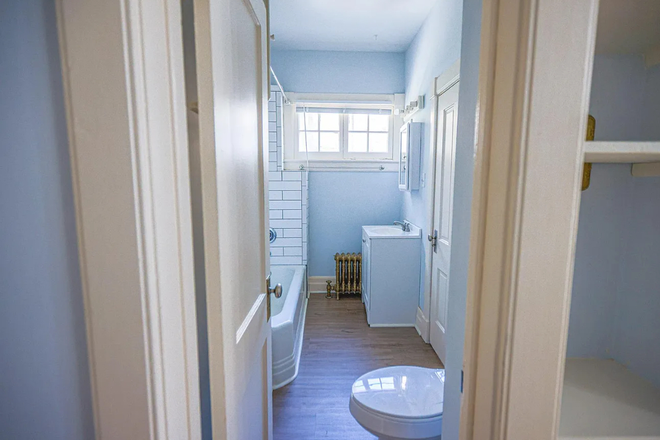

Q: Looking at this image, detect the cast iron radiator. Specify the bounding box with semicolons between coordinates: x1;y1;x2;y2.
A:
326;253;362;300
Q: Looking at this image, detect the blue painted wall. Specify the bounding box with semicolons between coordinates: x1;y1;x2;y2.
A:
611;175;660;387
567;55;648;359
271;50;406;277
271;50;405;94
0;2;94;438
565;55;660;388
616;63;660;387
567;164;630;358
308;172;403;275
589;55;647;141
403;0;463;309
642;64;660;141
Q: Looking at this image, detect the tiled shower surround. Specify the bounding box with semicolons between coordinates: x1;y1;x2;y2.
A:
268;88;309;265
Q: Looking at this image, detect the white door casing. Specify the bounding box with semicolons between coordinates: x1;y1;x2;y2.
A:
458;0;599;439
429;81;460;364
193;0;273;438
56;0;202;438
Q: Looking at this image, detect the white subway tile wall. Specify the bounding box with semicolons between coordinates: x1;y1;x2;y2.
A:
268;89;309;265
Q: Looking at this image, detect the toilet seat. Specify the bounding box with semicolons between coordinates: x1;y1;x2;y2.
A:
349;366;444;440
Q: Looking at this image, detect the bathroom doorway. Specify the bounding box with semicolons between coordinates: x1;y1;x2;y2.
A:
264;1;463;439
180;0;469;438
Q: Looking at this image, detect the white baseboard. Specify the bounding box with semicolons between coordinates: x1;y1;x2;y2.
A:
309;275;333;293
415;306;430;343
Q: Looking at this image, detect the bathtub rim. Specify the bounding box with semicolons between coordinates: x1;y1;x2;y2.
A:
271;265;306;329
270;265;308;390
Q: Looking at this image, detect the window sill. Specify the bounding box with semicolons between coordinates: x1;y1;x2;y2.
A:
283;159;399;172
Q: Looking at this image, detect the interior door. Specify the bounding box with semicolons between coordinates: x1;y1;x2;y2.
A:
429;82;459;363
193;0;272;438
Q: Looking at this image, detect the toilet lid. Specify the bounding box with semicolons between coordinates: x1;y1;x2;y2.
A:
351;366;445;419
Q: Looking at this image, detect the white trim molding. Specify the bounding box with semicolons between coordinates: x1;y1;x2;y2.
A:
422;59;461;343
434;60;461;97
309;276;333;293
56;0;201;438
459;0;599;439
415;307;430;344
282;93;405;171
285;160;399;172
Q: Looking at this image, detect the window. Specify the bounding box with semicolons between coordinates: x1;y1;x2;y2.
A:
282;94;401;170
347;114;390;153
296;110;394;160
298;113;341;153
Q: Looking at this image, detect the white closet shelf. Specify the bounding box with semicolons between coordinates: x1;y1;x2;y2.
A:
584;141;660;163
560;358;660;440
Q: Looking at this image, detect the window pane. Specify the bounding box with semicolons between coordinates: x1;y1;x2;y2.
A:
320;113;340;131
299;131;319;152
369;133;389;153
369;114;390;132
348;132;368;152
319;132;340;152
298;112;319;130
349;114;368;131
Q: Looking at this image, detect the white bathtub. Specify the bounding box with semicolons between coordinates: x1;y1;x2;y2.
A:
270;265;308;390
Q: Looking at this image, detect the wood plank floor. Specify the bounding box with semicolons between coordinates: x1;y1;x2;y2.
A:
273;294;443;440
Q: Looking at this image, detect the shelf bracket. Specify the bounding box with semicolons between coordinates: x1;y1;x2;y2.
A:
631;162;660;177
582;115;596;191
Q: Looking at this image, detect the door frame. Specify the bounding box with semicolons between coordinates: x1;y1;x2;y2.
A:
57;0;202;438
419;60;461;344
459;0;599;439
56;0;600;438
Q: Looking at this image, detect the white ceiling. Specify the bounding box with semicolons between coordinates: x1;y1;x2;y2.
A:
270;0;438;52
595;0;660;55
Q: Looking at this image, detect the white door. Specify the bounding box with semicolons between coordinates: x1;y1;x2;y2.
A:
429;82;459;363
194;0;272;438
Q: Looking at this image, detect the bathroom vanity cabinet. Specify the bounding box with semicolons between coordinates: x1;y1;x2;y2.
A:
361;224;421;327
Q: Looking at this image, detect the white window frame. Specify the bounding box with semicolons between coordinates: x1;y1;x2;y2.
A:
283;93;405;171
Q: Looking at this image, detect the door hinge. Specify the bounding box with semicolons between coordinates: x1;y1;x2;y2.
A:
427;229;438;252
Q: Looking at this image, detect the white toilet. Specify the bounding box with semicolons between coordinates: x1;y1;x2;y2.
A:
349;366;445;440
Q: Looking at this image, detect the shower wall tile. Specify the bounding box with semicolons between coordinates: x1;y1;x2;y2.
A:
271;256;302;265
271;219;301;229
270;181;301;191
282;190;302;200
268;88;308;265
283;210;302;219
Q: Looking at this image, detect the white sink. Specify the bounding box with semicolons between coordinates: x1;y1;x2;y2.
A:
363;224;421;239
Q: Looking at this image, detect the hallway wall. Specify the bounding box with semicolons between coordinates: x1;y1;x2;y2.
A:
0;2;94;438
402;0;463;309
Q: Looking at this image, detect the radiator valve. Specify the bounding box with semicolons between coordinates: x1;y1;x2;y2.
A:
326;280;335;299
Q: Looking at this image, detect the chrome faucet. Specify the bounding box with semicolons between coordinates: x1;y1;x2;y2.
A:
393;221;410;232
